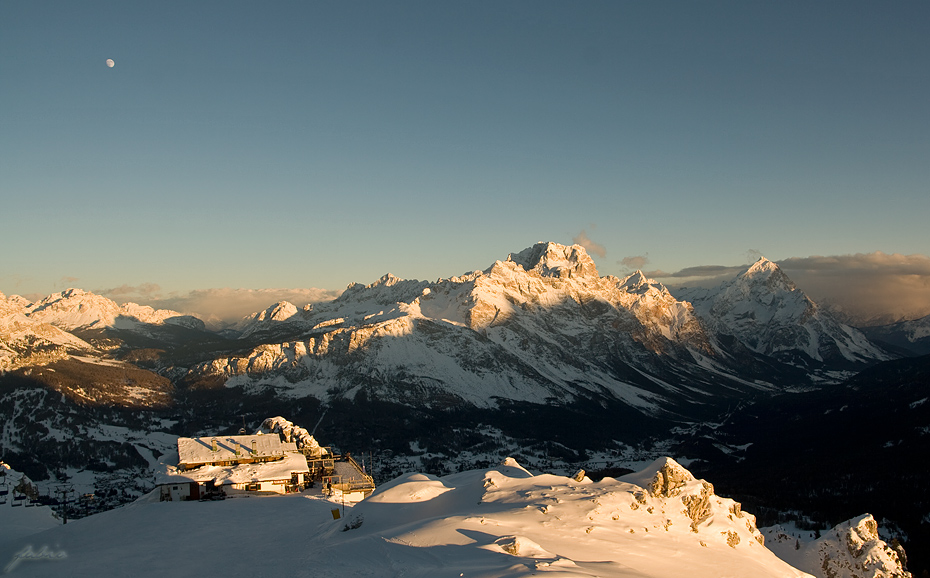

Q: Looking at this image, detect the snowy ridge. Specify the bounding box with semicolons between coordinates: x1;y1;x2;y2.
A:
677;258;889;365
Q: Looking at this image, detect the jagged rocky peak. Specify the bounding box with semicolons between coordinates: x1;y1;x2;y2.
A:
506;242;598;279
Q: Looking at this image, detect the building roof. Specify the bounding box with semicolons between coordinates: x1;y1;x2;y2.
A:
158;450;310;486
177;434;296;466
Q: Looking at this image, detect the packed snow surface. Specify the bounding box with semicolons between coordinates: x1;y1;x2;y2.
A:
0;458;813;577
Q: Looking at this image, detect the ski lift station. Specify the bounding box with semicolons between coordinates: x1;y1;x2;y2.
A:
156;417;375;502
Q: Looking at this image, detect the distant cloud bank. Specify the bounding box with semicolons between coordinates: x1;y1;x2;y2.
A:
98;286;342;327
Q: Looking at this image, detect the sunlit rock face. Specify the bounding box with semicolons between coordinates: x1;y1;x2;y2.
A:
621;457;765;545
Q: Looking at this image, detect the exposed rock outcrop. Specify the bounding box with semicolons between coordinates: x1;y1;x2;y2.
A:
763;514;911;578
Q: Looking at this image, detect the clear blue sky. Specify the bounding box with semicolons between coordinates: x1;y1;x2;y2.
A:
2;1;928;300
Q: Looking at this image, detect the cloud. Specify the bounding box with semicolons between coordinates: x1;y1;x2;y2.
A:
618;255;649;272
98;283;163;299
145;287;343;327
58;276;80;286
663;265;747;279
572;230;606;258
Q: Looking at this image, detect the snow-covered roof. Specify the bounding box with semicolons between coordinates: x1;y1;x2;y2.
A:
159;451;309;486
177;435;296;467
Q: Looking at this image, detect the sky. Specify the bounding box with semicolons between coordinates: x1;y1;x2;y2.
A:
2;1;928;322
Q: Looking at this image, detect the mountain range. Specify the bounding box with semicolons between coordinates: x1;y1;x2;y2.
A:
0;241;926;574
4;243;894;408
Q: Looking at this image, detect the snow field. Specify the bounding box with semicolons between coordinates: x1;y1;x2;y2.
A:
0;458;813;578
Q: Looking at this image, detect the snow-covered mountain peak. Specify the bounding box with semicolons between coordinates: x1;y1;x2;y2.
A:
27;289;125;329
507;242;598;279
25;288;198;331
619;270;668;295
677;260;889;364
233;301;306;335
262;301;299;322
739;258;797;292
372;273;404;287
621;269;648;286
746;256;777;272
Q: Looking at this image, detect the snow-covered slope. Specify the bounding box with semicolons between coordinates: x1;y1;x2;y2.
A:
193;242;769;415
0;458;814;577
677;258;889;366
764;515;911;578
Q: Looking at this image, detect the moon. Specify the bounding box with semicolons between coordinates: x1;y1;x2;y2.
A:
106;59;115;68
